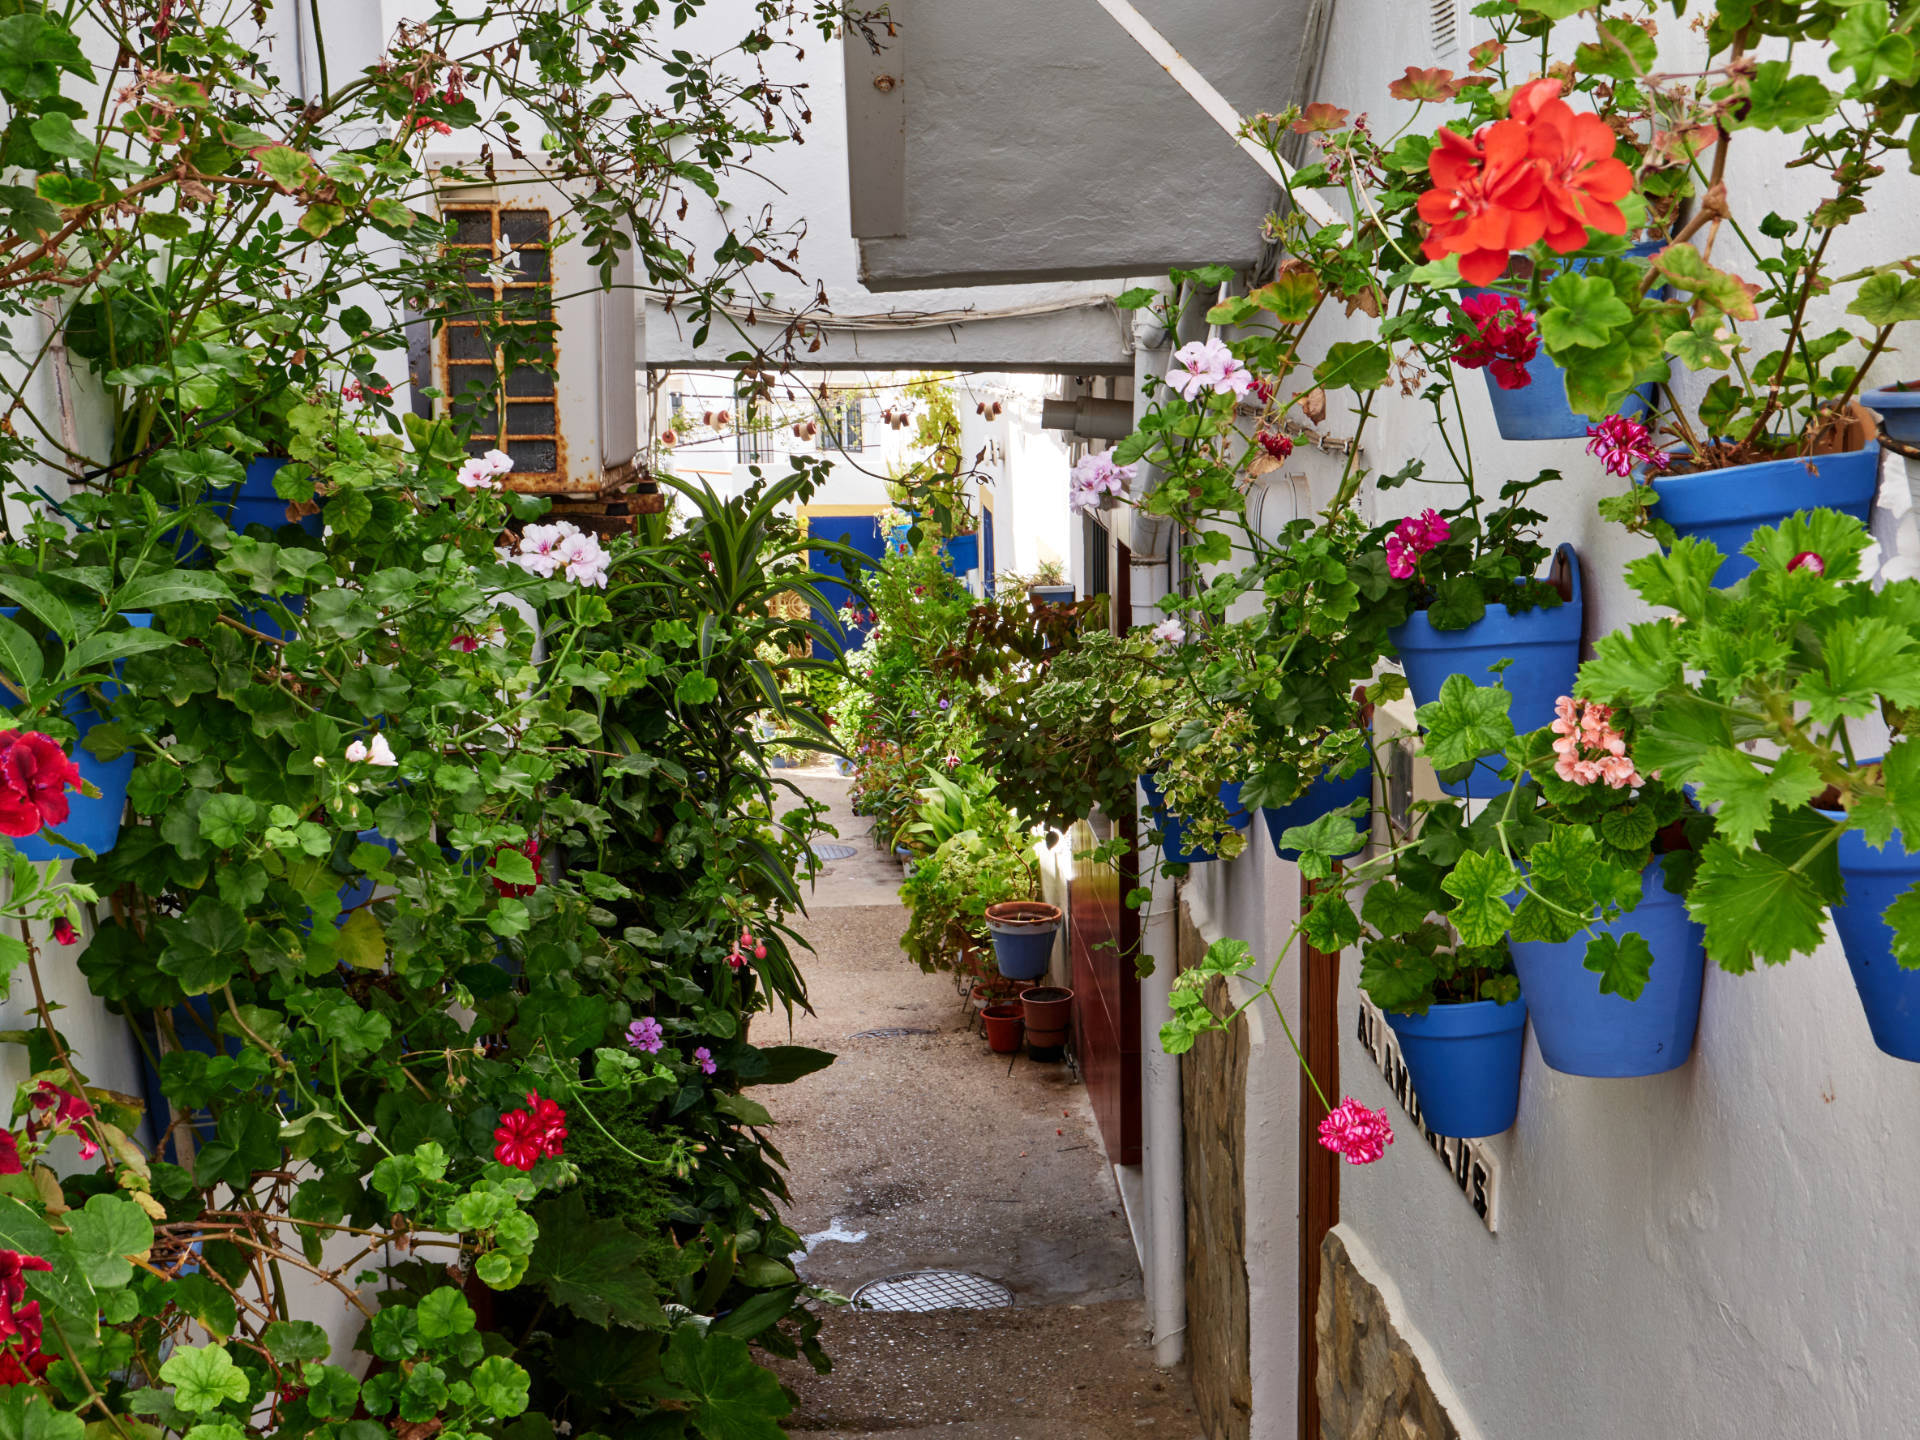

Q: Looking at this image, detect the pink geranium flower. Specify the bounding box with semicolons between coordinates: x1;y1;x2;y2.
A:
1549;695;1642;789
1318;1096;1394;1165
1167;337;1256;402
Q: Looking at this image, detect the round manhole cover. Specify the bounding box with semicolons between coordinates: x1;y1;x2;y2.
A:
812;842;858;862
849;1269;1012;1312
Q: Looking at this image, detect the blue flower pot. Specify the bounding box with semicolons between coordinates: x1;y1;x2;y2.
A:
4;611;153;861
1864;386;1920;447
1389;544;1583;798
1476;240;1664;441
1383;996;1527;1138
1029;584;1076;606
1140;773;1251;864
1263;764;1372;861
1484;349;1657;441
944;533;980;574
170;457;322;564
985;901;1061;980
1508;860;1706;1077
1830;823;1920;1063
1648;445;1879;586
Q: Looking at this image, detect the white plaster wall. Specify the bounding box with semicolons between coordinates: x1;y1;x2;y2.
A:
1194;4;1920;1437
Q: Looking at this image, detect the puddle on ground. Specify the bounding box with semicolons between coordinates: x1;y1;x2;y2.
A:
798;1217;869;1256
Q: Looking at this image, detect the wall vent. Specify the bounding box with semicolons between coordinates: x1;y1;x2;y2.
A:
1430;0;1460;60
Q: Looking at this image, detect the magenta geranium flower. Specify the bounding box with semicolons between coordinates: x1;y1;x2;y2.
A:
627;1016;665;1053
1318;1096;1394;1165
1585;415;1668;478
1384;509;1450;579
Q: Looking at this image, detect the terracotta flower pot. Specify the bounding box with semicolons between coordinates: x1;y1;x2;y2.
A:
980;1003;1024;1054
1021;985;1073;1050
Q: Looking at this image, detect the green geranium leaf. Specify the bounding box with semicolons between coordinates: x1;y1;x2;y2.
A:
653;1327;792;1440
1540;272;1632;351
1313;340;1390;392
1735;61;1834;132
471;1356;532;1419
1631;694;1735;786
1577;620;1685;706
1649;242;1759;320
675;672;720;706
1301;891;1361;952
1691;749;1821;850
416;1287;476;1341
261;1319;330;1363
1688;838;1832;973
160;1345;250;1414
1849;270;1920;326
197;793;259;849
1884;885;1920;969
65;1193;153;1288
526;1192;668;1330
1796;616;1920;724
0;1391;82;1440
1583;931;1656;1000
1416;674;1515;773
1278;810;1365;881
1440;849;1519;947
1360;880;1430;938
1830;1;1918;90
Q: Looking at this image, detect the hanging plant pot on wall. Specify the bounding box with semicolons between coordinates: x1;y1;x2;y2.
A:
1864;384;1920;447
984;900;1062;981
1508;859;1707;1077
1383;996;1527;1138
4;611;153;863
1263;764;1372;861
1477;239;1665;441
1140;774;1251;863
1828;822;1920;1063
1647;444;1879;586
1389;545;1583;798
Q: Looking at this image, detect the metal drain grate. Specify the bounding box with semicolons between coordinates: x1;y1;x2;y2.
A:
847;1026;935;1040
850;1269;1012;1312
811;842;858;862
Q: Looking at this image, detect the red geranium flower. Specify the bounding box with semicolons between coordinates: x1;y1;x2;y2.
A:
492;835;542;898
51;918;76;946
493;1092;567;1170
1452;294;1539;390
0;1134;19;1178
0;732;83;839
492;1108;544;1170
1418;78;1632;286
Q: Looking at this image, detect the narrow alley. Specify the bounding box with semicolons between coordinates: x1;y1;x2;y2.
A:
766;766;1201;1440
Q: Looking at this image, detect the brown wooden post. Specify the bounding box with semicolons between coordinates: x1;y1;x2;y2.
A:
1298;860;1341;1440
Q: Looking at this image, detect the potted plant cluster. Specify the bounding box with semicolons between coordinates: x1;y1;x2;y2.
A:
991;0;1920;1165
0;2;869;1433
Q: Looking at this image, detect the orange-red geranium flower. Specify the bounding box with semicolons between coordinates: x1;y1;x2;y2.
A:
1417;78;1633;286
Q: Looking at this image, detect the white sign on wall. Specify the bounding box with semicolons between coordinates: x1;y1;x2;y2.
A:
1355;998;1503;1233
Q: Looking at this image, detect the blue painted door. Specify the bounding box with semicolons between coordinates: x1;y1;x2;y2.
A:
983;507;997;596
808;512;886;656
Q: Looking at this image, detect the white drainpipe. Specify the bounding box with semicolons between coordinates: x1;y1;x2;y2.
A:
1125;304;1185;1367
1140;855;1186;1367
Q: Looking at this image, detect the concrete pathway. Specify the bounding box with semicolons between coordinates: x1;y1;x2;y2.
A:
761;766;1200;1440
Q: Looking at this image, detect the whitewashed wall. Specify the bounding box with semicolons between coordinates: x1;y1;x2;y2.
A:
1189;3;1920;1437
